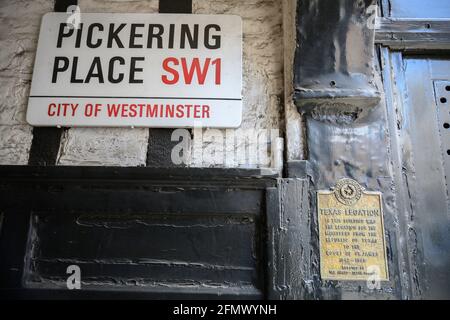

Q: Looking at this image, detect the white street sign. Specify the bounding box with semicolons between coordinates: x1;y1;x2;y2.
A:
27;13;242;128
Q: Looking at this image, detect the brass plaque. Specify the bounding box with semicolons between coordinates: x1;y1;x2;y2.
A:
318;178;389;281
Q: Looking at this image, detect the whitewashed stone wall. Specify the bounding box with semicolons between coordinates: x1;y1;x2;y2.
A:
0;0;286;168
192;0;284;169
282;0;304;161
0;0;53;164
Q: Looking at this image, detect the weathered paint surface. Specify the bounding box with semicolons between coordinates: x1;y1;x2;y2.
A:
301;62;405;300
0;0;53;164
79;0;158;13
0;125;33;165
267;178;311;299
390;57;450;299
283;0;305;162
290;0;404;300
57;127;150;166
284;0;450;297
0;166;274;298
375;19;450;51
295;0;380;119
191;0;284;168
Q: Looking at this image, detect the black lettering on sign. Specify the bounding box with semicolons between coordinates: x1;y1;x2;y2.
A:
87;23;103;48
57;23;73;48
107;23;126;48
129;24;145;48
147;24;164;48
129;57;145;84
53;56;146;84
52;57;69;83
108;57;125;83
180;24;198;49
70;57;83;83
85;56;104;83
205;24;221;49
56;23;222;50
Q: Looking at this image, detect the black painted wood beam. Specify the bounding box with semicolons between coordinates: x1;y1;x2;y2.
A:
147;0;193;167
28;0;77;166
159;0;192;13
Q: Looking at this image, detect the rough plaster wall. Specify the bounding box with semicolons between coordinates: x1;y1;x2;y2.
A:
56;0;159;166
192;0;284;168
0;0;53;164
283;0;304;161
79;0;158;13
57;127;151;166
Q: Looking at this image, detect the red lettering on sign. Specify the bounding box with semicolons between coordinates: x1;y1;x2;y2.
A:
106;103;211;119
161;57;221;85
162;57;179;85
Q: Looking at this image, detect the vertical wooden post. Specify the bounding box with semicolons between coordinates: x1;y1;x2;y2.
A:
28;0;77;166
146;0;193;167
